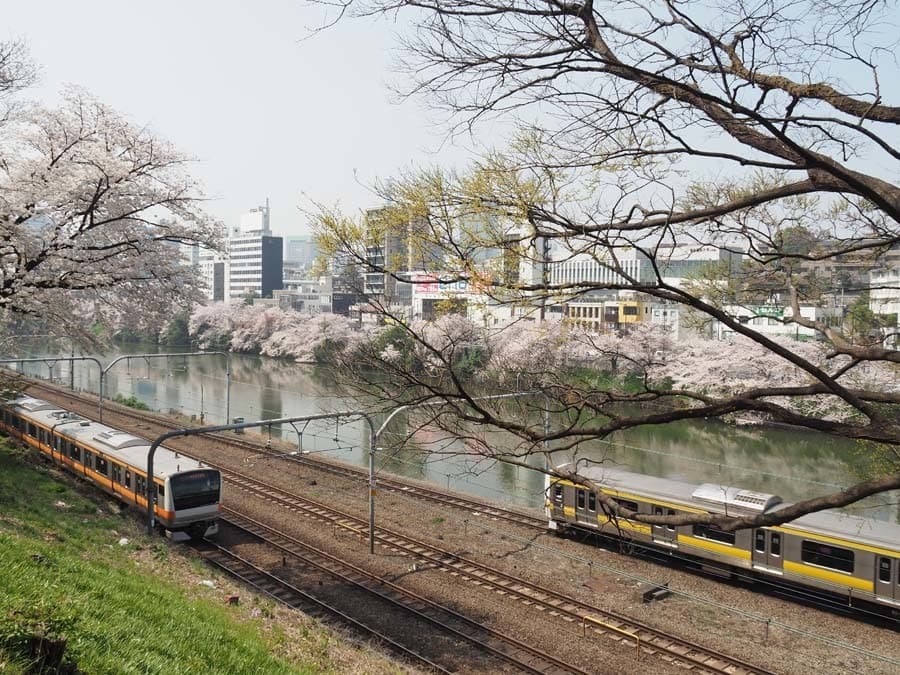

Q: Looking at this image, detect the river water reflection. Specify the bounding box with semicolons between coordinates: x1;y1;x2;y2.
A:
14;345;898;524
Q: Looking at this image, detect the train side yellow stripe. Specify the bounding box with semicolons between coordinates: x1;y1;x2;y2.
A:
678;534;752;560
783;560;873;592
614;519;652;536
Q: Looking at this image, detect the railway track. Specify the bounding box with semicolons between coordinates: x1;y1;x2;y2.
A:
23;380;549;530
214;509;589;674
194;535;454;674
216;463;772;675
20;380;773;672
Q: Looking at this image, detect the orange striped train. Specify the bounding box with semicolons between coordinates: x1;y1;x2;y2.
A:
1;396;221;538
547;465;900;614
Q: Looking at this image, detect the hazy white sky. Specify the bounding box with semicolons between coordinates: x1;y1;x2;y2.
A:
4;0;471;236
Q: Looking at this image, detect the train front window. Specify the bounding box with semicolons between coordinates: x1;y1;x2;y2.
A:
170;470;221;510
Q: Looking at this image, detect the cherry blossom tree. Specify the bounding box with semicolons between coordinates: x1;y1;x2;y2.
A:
189;303;369;364
0;42;220;344
312;0;900;529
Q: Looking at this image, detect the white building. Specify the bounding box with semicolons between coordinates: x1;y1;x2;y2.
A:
284;235;318;270
715;304;842;341
274;277;332;315
227;202;284;303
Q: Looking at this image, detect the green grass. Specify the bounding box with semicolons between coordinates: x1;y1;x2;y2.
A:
0;440;315;675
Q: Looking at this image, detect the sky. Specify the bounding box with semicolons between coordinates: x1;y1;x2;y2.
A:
3;0;472;236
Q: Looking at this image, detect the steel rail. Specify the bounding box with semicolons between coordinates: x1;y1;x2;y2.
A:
219;509;589;675
215;464;773;675
193;538;452;673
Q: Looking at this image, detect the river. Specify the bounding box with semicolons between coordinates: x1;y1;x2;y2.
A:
9;344;898;524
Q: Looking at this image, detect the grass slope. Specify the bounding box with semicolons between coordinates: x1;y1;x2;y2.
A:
0;439;393;674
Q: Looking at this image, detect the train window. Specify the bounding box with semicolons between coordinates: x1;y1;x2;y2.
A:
125;470;132;487
801;540;854;573
771;532;781;556
878;558;892;583
754;530;766;553
112;464;123;484
666;509;676;532
70;444;81;462
692;524;736;546
136;475;146;496
577;489;586;509
95;457;108;475
653;506;662;516
614;498;638;513
157;483;165;498
588;492;597;512
553;485;563;504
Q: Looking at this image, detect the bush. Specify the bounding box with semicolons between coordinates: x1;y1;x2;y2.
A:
112;394;150;411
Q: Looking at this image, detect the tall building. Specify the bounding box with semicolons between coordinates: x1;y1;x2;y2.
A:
227;201;284;302
197;221;228;303
283;235;319;270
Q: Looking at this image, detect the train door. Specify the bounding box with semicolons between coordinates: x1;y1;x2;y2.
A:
651;506;678;547
573;488;603;526
875;557;898;603
752;529;784;573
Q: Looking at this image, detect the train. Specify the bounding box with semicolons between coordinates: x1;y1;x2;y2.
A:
547;465;900;614
0;395;221;538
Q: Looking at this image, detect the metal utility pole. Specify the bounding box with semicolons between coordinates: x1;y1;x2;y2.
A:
98;351;231;423
0;356;103;394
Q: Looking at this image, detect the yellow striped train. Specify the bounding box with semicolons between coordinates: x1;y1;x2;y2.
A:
547;465;900;614
0;396;221;538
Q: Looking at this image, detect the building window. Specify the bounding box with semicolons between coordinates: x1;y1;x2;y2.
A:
623;306;639;316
